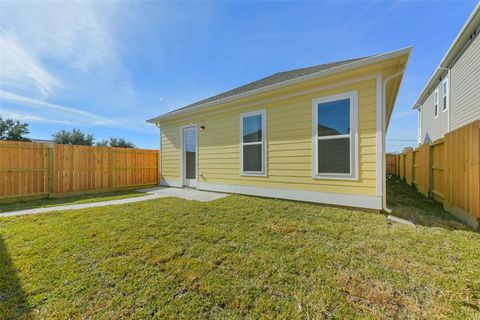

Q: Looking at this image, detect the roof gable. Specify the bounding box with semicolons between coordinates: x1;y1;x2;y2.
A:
169;58;366;114
148;47;411;122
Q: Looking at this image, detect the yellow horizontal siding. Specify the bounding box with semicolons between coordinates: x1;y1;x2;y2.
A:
160;77;379;196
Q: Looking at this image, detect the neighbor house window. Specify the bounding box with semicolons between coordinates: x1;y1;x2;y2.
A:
434;89;439;118
312;91;358;180
240;110;266;175
442;79;448;111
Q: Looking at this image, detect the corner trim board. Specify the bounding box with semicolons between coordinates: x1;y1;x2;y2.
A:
197;182;382;209
160;178;182;188
375;73;383;197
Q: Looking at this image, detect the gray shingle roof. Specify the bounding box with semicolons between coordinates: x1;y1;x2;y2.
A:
166;57;368;115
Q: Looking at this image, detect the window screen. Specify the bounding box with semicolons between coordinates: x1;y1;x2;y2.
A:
241;112;264;174
316;97;352;176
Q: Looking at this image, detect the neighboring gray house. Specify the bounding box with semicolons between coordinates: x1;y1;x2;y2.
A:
414;4;480;144
31;138;55;146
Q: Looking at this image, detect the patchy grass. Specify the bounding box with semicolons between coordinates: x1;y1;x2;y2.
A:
0;190;146;213
0;180;479;319
386;175;469;230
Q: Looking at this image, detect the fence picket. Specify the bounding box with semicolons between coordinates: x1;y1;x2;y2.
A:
0;142;159;200
388;120;480;229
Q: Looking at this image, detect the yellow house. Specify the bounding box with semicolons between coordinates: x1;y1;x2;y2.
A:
147;48;411;210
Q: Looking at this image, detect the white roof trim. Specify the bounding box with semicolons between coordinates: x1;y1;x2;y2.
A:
413;3;480;109
147;47;412;123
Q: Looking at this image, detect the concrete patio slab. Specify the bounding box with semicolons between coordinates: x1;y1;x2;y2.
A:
137;186;229;202
0;187;230;217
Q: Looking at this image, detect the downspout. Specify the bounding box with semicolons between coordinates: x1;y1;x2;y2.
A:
382;69;406;213
417;104;422;145
155;123;161;148
155;123;162;185
413;102;422;145
438;67;451;133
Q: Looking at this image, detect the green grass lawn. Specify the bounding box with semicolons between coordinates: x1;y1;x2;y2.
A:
1;179;479;319
0;190;146;213
386;175;473;230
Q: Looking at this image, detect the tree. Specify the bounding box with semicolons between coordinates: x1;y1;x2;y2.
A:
52;128;94;146
95;137;135;148
70;128;94;145
109;137;135;148
51;130;71;144
95;139;109;147
0;115;30;141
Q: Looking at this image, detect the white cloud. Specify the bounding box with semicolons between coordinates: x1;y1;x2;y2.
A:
0;34;60;98
1;2;120;72
0;91;117;125
1;109;72;125
0;1;132;98
0;91;154;134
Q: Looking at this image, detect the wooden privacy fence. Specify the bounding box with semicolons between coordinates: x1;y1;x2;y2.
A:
0;141;50;199
0;141;159;200
386;153;398;175
394;120;480;229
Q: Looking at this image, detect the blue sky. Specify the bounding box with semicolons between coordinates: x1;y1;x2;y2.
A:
0;1;477;151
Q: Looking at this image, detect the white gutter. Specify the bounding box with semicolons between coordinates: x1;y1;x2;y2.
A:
155;123;162;185
382;69;407;213
418;106;422;145
148;47;412;123
155;123;161;148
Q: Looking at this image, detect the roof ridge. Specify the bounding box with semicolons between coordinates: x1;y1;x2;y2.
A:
147;47;412;122
276;57;369;75
163;56;370;115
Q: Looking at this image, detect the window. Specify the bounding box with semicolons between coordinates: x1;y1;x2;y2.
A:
312;91;358;179
442;79;448;111
240;110;266;175
434;89;439;118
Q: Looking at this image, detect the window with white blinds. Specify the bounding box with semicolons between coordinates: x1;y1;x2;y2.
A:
312;91;358;180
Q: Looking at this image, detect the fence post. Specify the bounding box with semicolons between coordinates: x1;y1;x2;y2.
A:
397;154;401;177
410;150;414;185
411;150;415;185
48;144;54;197
428;143;433;197
111;149;116;189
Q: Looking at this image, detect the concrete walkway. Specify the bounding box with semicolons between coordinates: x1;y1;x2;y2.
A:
0;187;229;218
137;186;228;202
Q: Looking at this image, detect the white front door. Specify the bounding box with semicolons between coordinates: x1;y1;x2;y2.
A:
182;126;197;187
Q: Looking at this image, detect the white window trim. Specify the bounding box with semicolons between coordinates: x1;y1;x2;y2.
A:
312;91;358;180
434;89;439;118
442;79;449;112
240;109;267;176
